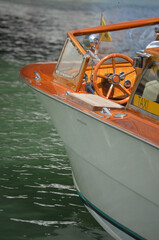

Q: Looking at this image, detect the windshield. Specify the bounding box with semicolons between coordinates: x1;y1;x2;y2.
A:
77;25;157;65
56;38;83;79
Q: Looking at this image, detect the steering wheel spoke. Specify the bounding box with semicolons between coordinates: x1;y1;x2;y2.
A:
106;84;114;99
112;57;116;74
119;83;131;96
97;74;107;80
124;68;136;77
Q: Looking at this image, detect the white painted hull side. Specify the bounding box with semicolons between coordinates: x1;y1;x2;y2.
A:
35;90;159;240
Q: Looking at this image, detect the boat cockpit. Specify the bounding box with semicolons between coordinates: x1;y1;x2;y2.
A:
53;19;159;118
20;18;159;121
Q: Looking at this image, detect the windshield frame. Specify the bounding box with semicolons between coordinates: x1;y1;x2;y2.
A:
53;37;89;91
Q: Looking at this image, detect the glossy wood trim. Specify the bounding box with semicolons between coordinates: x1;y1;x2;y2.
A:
70;18;159;37
20;62;159;148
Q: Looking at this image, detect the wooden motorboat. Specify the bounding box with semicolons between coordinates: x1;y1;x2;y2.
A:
20;18;159;240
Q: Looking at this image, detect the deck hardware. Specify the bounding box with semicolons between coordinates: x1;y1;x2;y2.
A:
34;72;41;81
101;107;112;116
114;113;127;118
65;91;70;96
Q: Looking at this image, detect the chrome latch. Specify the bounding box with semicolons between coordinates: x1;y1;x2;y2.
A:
101;107;112;116
34;72;41;81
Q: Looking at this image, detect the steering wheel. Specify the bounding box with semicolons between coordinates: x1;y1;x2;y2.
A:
93;53;137;104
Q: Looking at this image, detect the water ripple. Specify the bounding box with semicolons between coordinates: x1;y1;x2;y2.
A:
1;185;19;190
34;202;64;208
25;182;74;190
10;218;76;226
3;195;28;199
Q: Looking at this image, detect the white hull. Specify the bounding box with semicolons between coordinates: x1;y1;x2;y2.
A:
35;89;159;240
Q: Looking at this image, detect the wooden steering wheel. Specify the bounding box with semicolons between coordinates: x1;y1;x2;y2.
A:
93;53;136;104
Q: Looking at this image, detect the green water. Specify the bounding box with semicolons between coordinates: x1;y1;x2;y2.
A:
0;60;112;239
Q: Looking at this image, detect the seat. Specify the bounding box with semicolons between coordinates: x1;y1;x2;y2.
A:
142;80;159;102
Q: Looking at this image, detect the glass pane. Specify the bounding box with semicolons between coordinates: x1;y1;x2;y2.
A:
56;39;83;78
77;25;157;65
132;61;159;116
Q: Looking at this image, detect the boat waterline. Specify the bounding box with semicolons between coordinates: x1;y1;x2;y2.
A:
76;189;146;240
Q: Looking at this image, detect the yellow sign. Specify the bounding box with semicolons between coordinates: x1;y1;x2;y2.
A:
99;17;112;42
133;94;159;116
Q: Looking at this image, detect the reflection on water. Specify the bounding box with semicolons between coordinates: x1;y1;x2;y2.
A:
0;0;159;239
